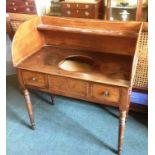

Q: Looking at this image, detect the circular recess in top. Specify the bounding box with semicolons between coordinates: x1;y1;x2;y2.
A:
59;55;94;72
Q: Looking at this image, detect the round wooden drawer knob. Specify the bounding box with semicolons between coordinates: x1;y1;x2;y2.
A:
12;2;15;5
76;10;79;13
26;8;30;12
67;11;71;15
85;11;89;16
25;2;29;6
103;91;109;96
85;5;89;9
13;7;17;11
32;77;36;81
67;4;70;8
76;4;79;8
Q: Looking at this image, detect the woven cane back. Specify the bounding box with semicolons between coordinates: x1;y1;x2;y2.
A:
133;30;148;90
10;20;22;32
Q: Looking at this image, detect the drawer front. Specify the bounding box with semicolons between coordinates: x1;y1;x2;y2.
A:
92;84;120;103
7;1;35;7
6;0;36;14
22;70;48;88
49;76;88;97
61;3;95;10
62;9;95;18
7;6;36;14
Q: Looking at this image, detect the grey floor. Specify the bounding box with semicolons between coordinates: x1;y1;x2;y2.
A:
6;75;148;155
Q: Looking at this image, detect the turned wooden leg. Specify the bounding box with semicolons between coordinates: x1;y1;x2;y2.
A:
126;109;129;121
50;94;55;105
23;89;35;130
118;111;127;155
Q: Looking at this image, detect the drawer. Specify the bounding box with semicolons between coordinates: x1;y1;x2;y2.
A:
6;6;36;14
7;0;35;3
7;6;36;14
62;9;95;18
92;84;120;103
61;3;95;10
7;1;35;7
6;0;36;14
49;76;88;97
22;70;48;88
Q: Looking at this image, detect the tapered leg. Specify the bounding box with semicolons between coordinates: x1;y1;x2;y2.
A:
118;111;127;155
23;89;35;130
50;94;55;105
126;109;129;121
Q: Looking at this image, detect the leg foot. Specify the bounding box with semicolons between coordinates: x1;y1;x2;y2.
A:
125;110;129;122
118;111;127;155
31;124;35;130
23;89;35;129
50;94;55;105
118;150;121;155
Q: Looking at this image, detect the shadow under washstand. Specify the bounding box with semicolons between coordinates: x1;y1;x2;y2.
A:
6;104;30;128
30;90;55;105
129;111;148;127
6;74;19;90
97;104;119;119
50;109;118;154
